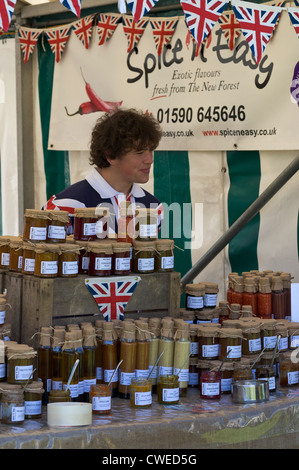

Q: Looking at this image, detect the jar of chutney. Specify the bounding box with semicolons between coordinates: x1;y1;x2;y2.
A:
132;240;155;274
47;210;69;243
23;209;49;242
155;239;174;272
87;241;113;276
112;242;132;275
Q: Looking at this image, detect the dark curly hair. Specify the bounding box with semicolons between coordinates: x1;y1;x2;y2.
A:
89;108;162;168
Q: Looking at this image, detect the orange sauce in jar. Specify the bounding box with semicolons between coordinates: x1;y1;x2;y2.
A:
34;244;59;278
23;209;49;242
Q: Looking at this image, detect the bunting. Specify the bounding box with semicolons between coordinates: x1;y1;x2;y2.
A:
218;10;241;50
18;27;42;63
127;0;159;22
122;15;148;52
45;25;72;63
97;13;121;45
59;0;81;17
73;14;95;49
231;0;283;64
180;0;229;46
0;0;16;32
288;7;299;37
149;18;178;56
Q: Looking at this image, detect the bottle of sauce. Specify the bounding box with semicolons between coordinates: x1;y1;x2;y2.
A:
258;277;272;319
148;318;161;392
102;322;119;397
117;201;135;242
281;273;292;321
231;276;244;306
37;326;52;405
271;276;285;320
61;331;79;401
158;318;174;378
135;320;151;379
226;273;238;304
118;321;136;399
82;326;97;402
95;320;104;384
173;320;190;397
243;277;258;316
51;326;65;392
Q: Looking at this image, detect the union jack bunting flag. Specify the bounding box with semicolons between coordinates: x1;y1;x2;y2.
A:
72;14;95;49
59;0;81;17
85;276;141;321
45;26;72;63
127;0;159;22
181;0;229;47
122;15;148;52
288;7;299;37
0;0;16;31
97;13;121;45
18;27;42;63
218;11;241;50
149;18;179;56
231;0;283;64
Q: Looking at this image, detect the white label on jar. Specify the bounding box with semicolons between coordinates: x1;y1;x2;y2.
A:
104;369;118;383
201;381;220;396
204;293;217;307
41;260;58;275
290;335;299;348
95;220;103;235
52;380;62;390
81;256;90;270
188;373;199;386
162;387;179;402
62;261;78;275
186;296;204;309
158;366;173;376
96;367;103;381
278;336;288;351
137;257;154;271
221;377;232;392
288;370;299;385
248;337;262;352
115;257;131;271
83;222;96;236
148;365;157;379
24;258;35;272
190;342;199;355
202;344;219;358
95;257;112;270
161;256;174;269
139;224;157;238
120;371;135;386
48;225;66;239
25;400;42;416
263;335;277;349
63;382;79;398
84;378;97;392
135;369;149;379
1;252;9;266
134;391;152;406
12;406;25;422
174;367;189;382
15;365;33;381
92;396;111;411
30;226;47;241
0;310;5;324
18;256;23;269
227;345;241;359
0;363;6;378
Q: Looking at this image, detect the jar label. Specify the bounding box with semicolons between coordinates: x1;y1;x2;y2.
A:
52;380;63;390
15;364;33;381
288;370;299;385
104;369;119;383
148;365;158;379
18;256;23;269
263;335;277;349
290;335;299;348
1;252;10;266
186;296;204;309
162;387;179;402
190;342;199;355
79;380;84;395
135;369;150;379
221;377;232;392
201;381;220;396
0;310;5;324
120;371;135;386
278;336;288;351
24;258;35;272
137;258;154;271
11;406;25;422
82;256;90;270
158;366;173;376
84;378;97;393
204;293;217;307
83;222;96;236
30;226;47;240
139;224;157;238
95;257;112;270
95;220;103;236
62;261;78;275
174;367;189;382
226;345;241;359
41;260;58;275
161;256;174;269
202;344;219;358
0;363;5;378
115;257;131;271
248;337;262;352
92;395;111;411
25;400;42;416
96;366;103;381
134;391;152;406
48;225;66;240
188;372;199;386
63;382;79;398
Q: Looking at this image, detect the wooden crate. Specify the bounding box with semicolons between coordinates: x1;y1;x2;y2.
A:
17;271;181;348
4;271;23;342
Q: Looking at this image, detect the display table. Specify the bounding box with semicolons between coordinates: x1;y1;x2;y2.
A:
1;386;299;449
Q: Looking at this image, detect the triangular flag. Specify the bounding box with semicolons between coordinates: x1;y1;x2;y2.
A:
45;25;72;63
218;10;241;50
59;0;81;18
97;13;121;45
149;18;179;56
0;0;17;32
85;276;141;321
72;14;95;49
127;0;159;22
180;0;229;47
288;7;299;38
122;15;148;52
18;27;42;63
231;0;283;64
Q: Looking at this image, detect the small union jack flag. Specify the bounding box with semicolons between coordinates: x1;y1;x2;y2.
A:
127;0;159;22
122;15;148;52
18;27;42;63
85;276;141;321
59;0;81;18
218;11;241;50
97;13;121;45
72;14;95;49
0;0;17;32
288;7;299;38
149;18;178;56
181;0;229;47
232;0;283;64
45;25;72;63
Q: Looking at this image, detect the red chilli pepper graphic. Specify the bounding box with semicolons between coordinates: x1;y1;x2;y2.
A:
65;101;99;116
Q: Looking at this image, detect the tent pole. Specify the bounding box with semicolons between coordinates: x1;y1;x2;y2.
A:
180;155;299;287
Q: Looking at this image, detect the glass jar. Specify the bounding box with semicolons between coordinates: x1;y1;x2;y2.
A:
117;201;135;243
233;360;254;382
6;344;36;384
58;244;79;278
189;325;199;357
23;209;49;242
47;210;69;243
0;236;12;270
231;276;244;305
157;374;179;405
132;240;155;274
24;381;45;419
243;278;258;316
258;277;272;319
48;389;71;403
75;241;90;274
203;283;219;309
34;244;59;278
219;328;242;361
276;324;289;352
200;370;221;399
73;207;109;241
9;237;23;272
260;351;279;377
0;297;6;327
22;242;36;275
256;365;276;392
288;322;299;350
279;351;299;387
188;358;199;388
213;361;234;394
271;276;285;320
148;318;161;391
185;283;205;311
135;208;158;241
155;239;174;272
87;241;113;276
90;383;112;414
260;320;278;351
112;242;132;275
195;310;215;325
197;326;220;360
1;387;25;424
218;301;230;324
239;320;262;356
130;378;152;408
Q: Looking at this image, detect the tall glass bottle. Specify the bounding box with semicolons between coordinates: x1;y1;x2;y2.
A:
95;320;104;384
102;322;119;398
158;318;174;378
51;326;65;391
135;320;151;379
61;331;79;401
118;321;136;399
243;277;258;316
37;326;52;405
281;273;291;321
272;276;285;320
148;318;161;392
75;329;84;401
82;326;97;402
173;320;190;397
258;277;272;319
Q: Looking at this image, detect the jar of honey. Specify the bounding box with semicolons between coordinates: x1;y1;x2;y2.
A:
112;242;132;275
135;208;158;241
130;378;152;408
155;239;174;272
132;240;155;274
34;244;59;278
87;241;113;276
157;374;179;405
90;383;112;414
58;244;80;277
239;319;262;355
1;385;25;424
23;209;49;242
9;237;23;272
24;381;45;419
47;210;69;243
73;207;109;241
6;344;37;385
219;328;242;361
22;242;36;275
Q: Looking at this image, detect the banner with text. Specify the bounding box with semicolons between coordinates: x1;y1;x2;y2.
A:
49;12;299;152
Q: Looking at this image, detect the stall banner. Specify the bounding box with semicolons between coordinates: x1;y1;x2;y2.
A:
49;11;299;152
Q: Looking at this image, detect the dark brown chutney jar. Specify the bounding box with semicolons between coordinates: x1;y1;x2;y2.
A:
132;240;155;274
58;243;80;278
155;239;174;272
260;319;278;351
46;210;69;243
238;319;262;356
233;359;254;382
219;328;242;362
112;242;132;275
23;209;49;242
87;241;113;276
185;283;205;311
197;326;220;360
256;364;276;392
